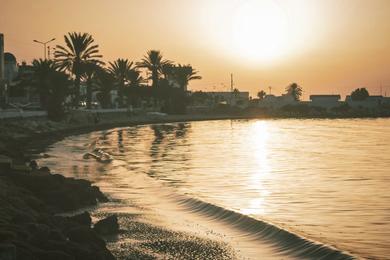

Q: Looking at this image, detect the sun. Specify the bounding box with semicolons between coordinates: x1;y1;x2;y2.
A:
231;0;288;63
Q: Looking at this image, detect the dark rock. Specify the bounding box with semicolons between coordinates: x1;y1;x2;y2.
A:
0;231;17;242
29;160;38;170
48;230;66;242
93;215;119;236
91;186;109;203
0;243;16;259
11;240;37;260
25;223;51;244
66;226;106;248
68;212;91;227
41;240;91;260
0;224;30;242
33;249;74;260
93;248;116;260
38;166;51;174
10;209;36;224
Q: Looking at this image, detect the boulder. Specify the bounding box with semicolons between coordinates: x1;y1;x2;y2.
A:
29;160;38;171
25;223;51;244
0;231;17;243
38;166;51;174
68;212;91;227
0;243;16;260
33;249;74;260
66;226;106;248
93;215;119;236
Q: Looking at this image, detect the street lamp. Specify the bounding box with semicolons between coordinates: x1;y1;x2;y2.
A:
33;38;56;60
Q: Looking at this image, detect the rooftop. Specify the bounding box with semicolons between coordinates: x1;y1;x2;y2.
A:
4;52;16;63
310;95;341;99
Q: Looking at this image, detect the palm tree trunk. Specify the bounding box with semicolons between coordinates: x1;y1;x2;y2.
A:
86;78;92;109
152;69;158;89
74;75;81;108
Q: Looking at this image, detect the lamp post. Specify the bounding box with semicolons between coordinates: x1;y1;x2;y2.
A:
33;38;56;60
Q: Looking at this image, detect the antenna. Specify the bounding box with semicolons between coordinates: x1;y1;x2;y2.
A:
230;73;233;92
268;86;272;95
230;73;234;106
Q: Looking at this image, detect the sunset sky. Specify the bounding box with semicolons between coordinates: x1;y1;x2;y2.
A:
1;0;390;98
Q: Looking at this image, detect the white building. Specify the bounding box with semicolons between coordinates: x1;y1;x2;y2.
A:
346;95;385;109
4;53;18;83
206;91;250;107
257;94;296;109
309;95;341;110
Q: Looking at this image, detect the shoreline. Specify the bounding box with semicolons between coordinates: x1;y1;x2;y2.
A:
3;112;389;160
0;113;252;260
0;113;385;259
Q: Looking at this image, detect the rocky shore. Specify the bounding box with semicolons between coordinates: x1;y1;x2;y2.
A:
0;112;245;260
0;165;119;259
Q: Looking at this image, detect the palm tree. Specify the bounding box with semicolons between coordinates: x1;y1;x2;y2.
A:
94;67;115;108
286;83;303;101
54;32;103;107
351;88;369;101
136;50;172;89
172;64;202;91
31;59;56;109
31;59;70;120
257;90;266;100
81;63;100;109
126;69;144;106
108;59;134;107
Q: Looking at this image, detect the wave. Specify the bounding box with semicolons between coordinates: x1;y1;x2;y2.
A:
176;197;356;260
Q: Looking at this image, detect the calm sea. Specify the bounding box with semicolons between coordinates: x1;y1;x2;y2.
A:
39;118;390;259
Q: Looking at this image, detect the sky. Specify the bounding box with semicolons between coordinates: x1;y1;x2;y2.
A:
1;0;390;99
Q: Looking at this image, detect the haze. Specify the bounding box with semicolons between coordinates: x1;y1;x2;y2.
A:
1;0;390;98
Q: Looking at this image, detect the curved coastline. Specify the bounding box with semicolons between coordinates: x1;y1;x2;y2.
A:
0;113;364;259
176;196;356;259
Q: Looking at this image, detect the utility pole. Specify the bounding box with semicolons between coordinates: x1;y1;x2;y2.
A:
230;73;234;92
0;33;5;108
33;38;56;60
268;86;272;95
230;73;234;106
0;33;4;81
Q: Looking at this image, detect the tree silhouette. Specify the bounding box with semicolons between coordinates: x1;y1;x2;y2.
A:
171;64;201;91
137;50;172;89
286;83;303;101
126;68;145;106
94;67;115;108
351;88;369;101
31;59;69;120
31;59;56;110
108;59;135;107
257;90;266;99
54;32;103;107
81;63;100;109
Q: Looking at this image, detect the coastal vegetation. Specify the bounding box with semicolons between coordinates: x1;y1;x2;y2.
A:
285;82;303;101
5;32;390;122
9;32;202;121
351;87;369;101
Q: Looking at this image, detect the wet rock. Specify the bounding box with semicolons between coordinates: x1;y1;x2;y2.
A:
68;212;91;227
0;231;17;243
48;229;67;242
0;243;16;260
66;226;106;248
93;215;119;235
0;224;30;242
25;223;51;244
38;166;51;174
91;186;109;203
29;160;38;171
33;249;74;260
